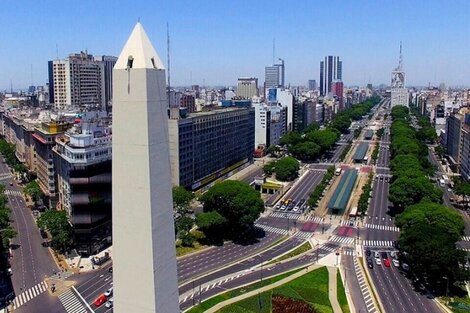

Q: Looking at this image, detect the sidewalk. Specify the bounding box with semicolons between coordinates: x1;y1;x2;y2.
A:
328;266;343;313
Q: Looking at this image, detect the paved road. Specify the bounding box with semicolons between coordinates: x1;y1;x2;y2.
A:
239;166;264;185
341;250;370;312
0;159;59;312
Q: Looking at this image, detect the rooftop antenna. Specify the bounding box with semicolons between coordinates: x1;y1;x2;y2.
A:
272;38;275;64
398;41;403;70
167;22;171;107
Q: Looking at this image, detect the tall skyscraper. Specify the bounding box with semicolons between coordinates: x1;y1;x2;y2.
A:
49;52;106;110
94;55;118;113
112;23;179;313
319;56;342;96
391;43;409;107
308;79;317;91
264;58;285;92
236;77;258;98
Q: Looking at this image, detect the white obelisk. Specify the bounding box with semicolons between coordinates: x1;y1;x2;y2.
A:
112;23;179;313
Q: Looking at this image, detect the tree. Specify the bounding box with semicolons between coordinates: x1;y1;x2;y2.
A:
435;146;445;159
172;186;194;215
273;157;299;181
37;210;73;252
396;202;469;291
199;180;264;240
290;142;321;161
263;161;276;176
280;132;303;147
1;227;16;248
266;145;280;157
176;216;195;247
389;176;442;211
23;180;43;203
195;211;227;243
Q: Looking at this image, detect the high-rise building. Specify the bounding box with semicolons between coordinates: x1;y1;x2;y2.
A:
331;81;344;110
253;102;287;149
112;23;179;312
168;107;255;191
308;80;317;91
49;52;106;110
236;77;258;99
264;59;285;92
54;113;112;255
391;43;409;107
320;56;342;96
94;55;118;113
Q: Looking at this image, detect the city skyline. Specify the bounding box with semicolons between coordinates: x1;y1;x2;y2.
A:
1;0;470;90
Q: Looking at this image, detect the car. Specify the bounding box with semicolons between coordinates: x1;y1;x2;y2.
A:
392;259;400;267
94;295;107;307
401;263;410;271
32;210;39;216
280;205;286;211
275;204;281;210
383;258;391;267
9;182;13;186
365;249;371;257
105;297;114;308
375;258;382;265
367;258;374;269
380;251;388;259
293;206;300;213
390;251;398;259
108;267;113;273
374;251;380;258
104;287;113;297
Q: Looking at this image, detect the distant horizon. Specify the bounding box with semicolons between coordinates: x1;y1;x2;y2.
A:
1;0;470;89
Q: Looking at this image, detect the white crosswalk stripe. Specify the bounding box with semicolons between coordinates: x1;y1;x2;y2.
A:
4;189;22;196
49;270;74;280
269;212;302;219
353;257;379;313
12;281;48;310
340;220;360;227
330;235;355;245
255;224;288;235
303;215;324;223
294;231;313;239
58;288;88;313
364;223;400;232
343;250;356;256
319;245;336;252
462;236;470;242
362;240;395;247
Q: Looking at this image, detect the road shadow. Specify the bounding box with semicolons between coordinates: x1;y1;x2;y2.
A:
9;244;20;251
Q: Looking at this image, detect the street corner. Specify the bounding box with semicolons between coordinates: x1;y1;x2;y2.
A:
44;278;75;296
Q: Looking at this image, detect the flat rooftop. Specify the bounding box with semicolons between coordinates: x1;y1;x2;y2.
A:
353;142;369;161
327;169;358;212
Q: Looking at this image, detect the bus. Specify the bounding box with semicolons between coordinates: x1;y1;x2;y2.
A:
335;168;342;176
349;206;358;218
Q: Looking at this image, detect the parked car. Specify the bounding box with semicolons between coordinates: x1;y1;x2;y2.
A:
94;295;107;307
104;287;113;297
365;249;371;257
105;297;114;308
367;258;374;269
108;267;113;273
392;259;400;267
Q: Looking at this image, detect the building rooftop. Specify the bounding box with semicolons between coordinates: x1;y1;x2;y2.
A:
327;169;358;211
353;142;369;161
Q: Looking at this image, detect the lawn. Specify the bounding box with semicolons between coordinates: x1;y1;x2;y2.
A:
214;267;333;313
268;241;311;264
186;268;303;313
337;271;350;313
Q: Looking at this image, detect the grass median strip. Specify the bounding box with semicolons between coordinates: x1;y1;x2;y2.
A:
185;268;303;313
267;241;311;265
214;266;333;313
337;271;350;313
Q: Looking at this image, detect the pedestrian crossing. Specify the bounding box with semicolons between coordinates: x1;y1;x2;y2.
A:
58;288;88;313
4;189;22;196
12;281;48;310
462;236;470;242
362;240;395;247
304;215;324;223
364;223;400;232
340;220;360;227
343;250;356;256
50;270;74;280
255;224;289;235
294;231;313;239
269;212;302;219
353;257;378;313
330;235;356;245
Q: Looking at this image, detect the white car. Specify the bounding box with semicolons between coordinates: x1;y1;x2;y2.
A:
392;259;400;267
105;297;114;308
104;287;113;297
375;257;382;265
293;206;300;213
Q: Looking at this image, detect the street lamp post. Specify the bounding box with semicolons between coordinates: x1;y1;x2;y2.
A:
322;217;325;234
312;238;320;263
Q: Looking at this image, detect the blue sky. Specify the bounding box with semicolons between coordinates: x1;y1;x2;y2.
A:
1;0;469;90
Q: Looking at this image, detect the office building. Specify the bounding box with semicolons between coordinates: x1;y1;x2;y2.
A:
320;56;342;96
236;77;258;99
112;23;180;312
276;88;294;131
460;122;470;180
446;113;464;168
331;81;344;110
253;102;287;149
168;107;255;191
308;80;317;91
54;113;112;255
94;55;118;113
391;44;409;107
49;52;106;110
264;59;285;91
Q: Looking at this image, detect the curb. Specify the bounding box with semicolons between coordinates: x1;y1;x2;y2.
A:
360;256;385;313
